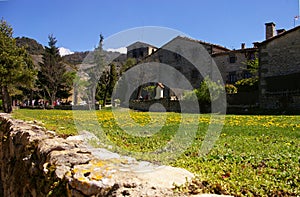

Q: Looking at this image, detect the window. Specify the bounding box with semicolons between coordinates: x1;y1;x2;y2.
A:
248;52;256;60
243;71;252;79
132;49;137;58
229;55;236;63
228;72;237;83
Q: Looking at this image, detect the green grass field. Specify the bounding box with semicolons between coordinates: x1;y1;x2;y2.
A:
12;109;300;196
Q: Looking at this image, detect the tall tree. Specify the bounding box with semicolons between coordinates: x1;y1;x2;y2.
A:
114;58;136;105
86;34;106;108
38;34;73;105
0;19;36;113
72;72;89;105
96;63;118;106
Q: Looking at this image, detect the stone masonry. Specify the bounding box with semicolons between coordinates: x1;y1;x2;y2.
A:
259;25;300;110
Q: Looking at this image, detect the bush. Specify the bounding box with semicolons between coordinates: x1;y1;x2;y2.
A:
183;77;225;105
196;77;224;104
235;77;258;92
225;84;238;94
182;90;198;101
0;99;2;110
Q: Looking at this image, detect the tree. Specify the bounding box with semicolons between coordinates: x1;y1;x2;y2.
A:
235;77;259;92
38;34;73;105
114;58;136;105
0;19;36;113
86;34;106;108
245;55;259;75
120;58;136;74
235;55;259;92
72;72;89;105
56;70;76;100
196;77;224;104
96;63;118;106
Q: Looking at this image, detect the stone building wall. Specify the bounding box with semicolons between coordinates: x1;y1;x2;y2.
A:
141;36;230;90
259;26;300;110
127;41;157;60
213;48;257;84
129;99;201;113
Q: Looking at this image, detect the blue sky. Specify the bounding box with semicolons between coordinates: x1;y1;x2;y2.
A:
1;0;299;52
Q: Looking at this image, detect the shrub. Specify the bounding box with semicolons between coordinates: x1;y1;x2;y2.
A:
196;77;224;104
225;84;238;94
235;77;258;92
182;77;225;104
182;90;198;101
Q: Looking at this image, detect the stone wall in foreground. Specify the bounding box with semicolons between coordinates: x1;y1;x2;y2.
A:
0;113;197;197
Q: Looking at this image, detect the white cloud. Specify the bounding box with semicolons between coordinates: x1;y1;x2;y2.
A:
59;47;74;56
106;47;127;54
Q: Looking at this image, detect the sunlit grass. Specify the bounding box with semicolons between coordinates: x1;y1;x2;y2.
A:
12;109;300;196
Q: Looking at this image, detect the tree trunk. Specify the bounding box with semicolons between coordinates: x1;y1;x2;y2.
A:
88;86;96;110
103;88;108;106
74;88;78;105
1;86;12;113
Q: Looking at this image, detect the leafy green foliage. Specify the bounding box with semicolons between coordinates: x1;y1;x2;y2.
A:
196;77;224;103
96;63;118;105
225;84;238;94
0;19;36;113
114;58;137;104
120;58;136;74
245;55;259;75
182;90;198;101
38;34;74;105
235;76;259;92
235;54;259;92
183;77;224;103
72;73;89;105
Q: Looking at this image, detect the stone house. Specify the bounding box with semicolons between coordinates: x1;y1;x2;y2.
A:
212;45;258;84
142;36;230;90
126;41;158;61
125;23;300;112
155;83;164;99
258;23;300;110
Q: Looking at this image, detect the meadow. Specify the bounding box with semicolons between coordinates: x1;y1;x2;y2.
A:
12;109;300;196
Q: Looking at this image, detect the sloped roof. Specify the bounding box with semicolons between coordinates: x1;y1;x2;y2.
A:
126;41;157;50
156;82;164;89
173;36;230;52
212;47;258;57
258;25;300;45
144;35;230;60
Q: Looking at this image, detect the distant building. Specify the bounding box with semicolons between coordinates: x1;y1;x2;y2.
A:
258;23;300;110
124;23;300;112
155;83;164;99
126;41;158;61
212;45;258;84
142;36;230;89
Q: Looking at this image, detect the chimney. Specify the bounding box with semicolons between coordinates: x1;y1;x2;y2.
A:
265;22;276;40
241;43;246;49
253;42;259;48
276;29;286;35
